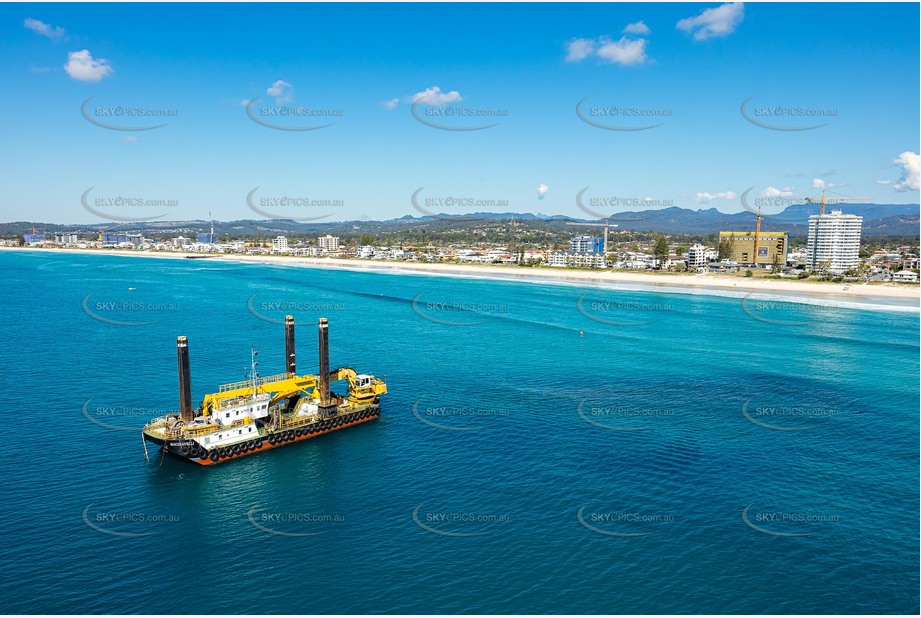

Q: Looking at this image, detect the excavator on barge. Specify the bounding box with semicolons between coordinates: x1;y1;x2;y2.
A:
143;317;386;465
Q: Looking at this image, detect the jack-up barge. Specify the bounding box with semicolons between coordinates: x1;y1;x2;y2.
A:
143;317;387;465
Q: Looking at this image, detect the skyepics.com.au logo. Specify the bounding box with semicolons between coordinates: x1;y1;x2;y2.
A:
411;96;506;131
575;187;668;219
741;503;839;537
577;504;675;537
82;504;179;537
246;187;343;221
411;292;508;327
741;397;842;431
245;97;343;131
410;187;510;217
411;399;510;432
81;187;179;222
740;293;841;327
577;399;674;431
82;292;179;326
577;293;672;327
246;504;344;537
740;97;837;131
247;293;345;325
81;97;178;131
576;96;673;131
81;397;172;432
412;503;510;537
739;187;808;224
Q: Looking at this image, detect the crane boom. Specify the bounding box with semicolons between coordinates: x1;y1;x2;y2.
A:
805;190;873;215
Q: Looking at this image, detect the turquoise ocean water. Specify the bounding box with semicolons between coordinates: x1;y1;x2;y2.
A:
0;250;917;614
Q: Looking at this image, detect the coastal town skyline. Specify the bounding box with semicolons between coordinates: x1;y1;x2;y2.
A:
2;2;919;225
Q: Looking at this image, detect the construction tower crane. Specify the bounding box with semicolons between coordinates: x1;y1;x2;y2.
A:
805;190;872;215
565;219;618;255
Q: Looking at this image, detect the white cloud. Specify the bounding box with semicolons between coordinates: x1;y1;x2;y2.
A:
29;65;51;73
622;21;651;36
380;98;399;110
24;18;64;39
123;136;140;144
565;38;596;62
63;50;112;82
566;34;647;65
597;37;648;65
240;99;252;107
695;191;736;203
812;178;846;190
266;80;293;104
677;2;744;41
875;179;892;185
537;184;549;199
409;86;462;105
761;186;794;197
893;151;920;192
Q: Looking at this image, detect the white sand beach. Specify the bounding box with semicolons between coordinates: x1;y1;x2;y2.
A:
4;246;919;304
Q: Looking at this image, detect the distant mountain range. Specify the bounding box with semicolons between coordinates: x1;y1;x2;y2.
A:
601;203;919;235
2;202;918;238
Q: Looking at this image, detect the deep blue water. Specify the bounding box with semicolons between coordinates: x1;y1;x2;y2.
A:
0;250;918;614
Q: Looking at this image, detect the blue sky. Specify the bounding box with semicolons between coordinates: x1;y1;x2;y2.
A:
1;2;919;225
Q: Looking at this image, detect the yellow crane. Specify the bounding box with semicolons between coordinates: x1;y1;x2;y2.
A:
198;367;386;417
805;190;872;215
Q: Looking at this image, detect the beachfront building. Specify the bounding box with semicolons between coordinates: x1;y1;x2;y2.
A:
317;235;339;253
523;250;549;262
188;243;220;253
486;249;512;263
719;231;789;267
568;252;607;268
54;233;79;244
458;250;490;263
806;210;862;274
272;236;289;253
357;245;375;259
548;251;606;268
455;248;512;263
686;244;716;268
708;260;740;272
611;251;653;269
390;248;414;260
103;232;129;247
569;235;604;254
892;270;918;283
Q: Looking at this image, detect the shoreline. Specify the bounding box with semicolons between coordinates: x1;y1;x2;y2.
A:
4;246;919;307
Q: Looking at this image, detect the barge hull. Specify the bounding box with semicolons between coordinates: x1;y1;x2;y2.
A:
147;407;380;466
